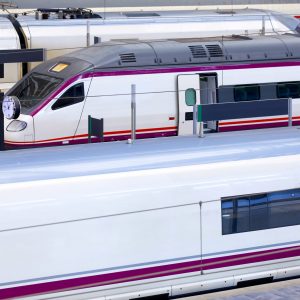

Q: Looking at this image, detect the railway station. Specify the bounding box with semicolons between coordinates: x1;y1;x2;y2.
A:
0;0;300;299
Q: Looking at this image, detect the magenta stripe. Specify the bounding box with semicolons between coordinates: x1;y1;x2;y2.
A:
5;131;177;149
30;60;300;116
1;245;300;299
82;61;300;78
219;121;289;132
219;120;300;132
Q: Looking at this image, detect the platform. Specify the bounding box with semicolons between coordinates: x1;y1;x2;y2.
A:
1;126;300;184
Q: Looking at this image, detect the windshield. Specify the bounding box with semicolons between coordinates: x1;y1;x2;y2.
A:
8;73;63;113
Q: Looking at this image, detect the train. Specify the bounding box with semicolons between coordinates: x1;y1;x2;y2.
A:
0;7;299;93
3;32;300;148
1;127;300;299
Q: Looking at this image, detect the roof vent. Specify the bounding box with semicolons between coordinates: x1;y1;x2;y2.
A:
188;45;207;58
206;44;224;57
119;53;136;63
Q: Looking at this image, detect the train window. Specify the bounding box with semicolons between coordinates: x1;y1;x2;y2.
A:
277;82;300;98
236;198;250;233
234;85;260;102
268;190;300;228
221;188;300;235
8;73;63;112
249;194;268;231
185;88;196;106
52;83;85;110
221;200;234;235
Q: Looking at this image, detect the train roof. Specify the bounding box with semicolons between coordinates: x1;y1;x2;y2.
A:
11;8;296;25
35;33;300;78
1;127;300;185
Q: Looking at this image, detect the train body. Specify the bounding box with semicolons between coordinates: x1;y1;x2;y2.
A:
4;33;300;148
0;8;299;92
1;127;300;299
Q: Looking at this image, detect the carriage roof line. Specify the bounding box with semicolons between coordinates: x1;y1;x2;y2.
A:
34;34;300;79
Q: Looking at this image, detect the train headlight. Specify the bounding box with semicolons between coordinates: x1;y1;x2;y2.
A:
6;120;27;132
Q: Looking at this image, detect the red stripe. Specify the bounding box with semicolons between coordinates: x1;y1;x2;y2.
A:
5;126;177;145
220;116;288;126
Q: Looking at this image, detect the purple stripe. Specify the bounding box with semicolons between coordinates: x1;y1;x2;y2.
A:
5;131;177;149
218;120;300;132
31;60;300;116
82;61;300;78
219;121;289;132
1;245;300;299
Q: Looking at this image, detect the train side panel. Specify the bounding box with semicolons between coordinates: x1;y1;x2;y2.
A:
219;65;300;130
1;155;300;298
76;73;178;140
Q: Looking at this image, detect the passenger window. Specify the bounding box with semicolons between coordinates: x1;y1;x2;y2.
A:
277;82;300;98
234;85;260;102
185;88;196;106
52;83;85;110
221;188;300;235
221;200;234;235
249;194;268;231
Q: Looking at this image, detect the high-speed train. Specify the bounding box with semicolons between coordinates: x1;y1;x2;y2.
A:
0;7;300;92
4;33;300;148
1;127;300;299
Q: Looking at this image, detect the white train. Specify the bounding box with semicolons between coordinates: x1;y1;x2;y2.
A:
3;33;300;148
1;127;300;299
0;7;299;93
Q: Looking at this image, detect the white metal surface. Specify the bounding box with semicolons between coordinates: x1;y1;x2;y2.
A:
1;128;300;299
0;8;299;92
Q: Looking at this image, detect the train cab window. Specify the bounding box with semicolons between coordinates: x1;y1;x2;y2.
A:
277;82;300;98
52;83;85;110
185;88;196;106
221;188;300;235
234;85;260;102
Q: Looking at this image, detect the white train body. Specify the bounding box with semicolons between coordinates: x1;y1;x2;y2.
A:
1;128;300;299
0;8;299;92
4;33;300;148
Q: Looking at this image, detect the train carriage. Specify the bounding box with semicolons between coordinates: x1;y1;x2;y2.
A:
0;8;299;93
1;128;300;299
4;33;300;147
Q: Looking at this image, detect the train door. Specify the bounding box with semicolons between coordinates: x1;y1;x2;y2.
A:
200;75;218;131
177;74;217;135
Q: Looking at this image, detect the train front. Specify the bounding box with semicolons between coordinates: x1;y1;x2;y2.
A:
2;56;93;148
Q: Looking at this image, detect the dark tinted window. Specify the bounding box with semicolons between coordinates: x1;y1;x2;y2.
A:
221;200;234;235
277;82;300;98
222;188;300;235
52;83;85;110
9;72;62;112
249;194;268;231
234;85;260;102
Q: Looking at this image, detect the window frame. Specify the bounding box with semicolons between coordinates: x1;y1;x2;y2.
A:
221;188;300;235
276;81;300;99
51;82;85;111
233;84;261;102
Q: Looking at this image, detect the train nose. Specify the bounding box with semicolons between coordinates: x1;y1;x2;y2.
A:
4;115;34;147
